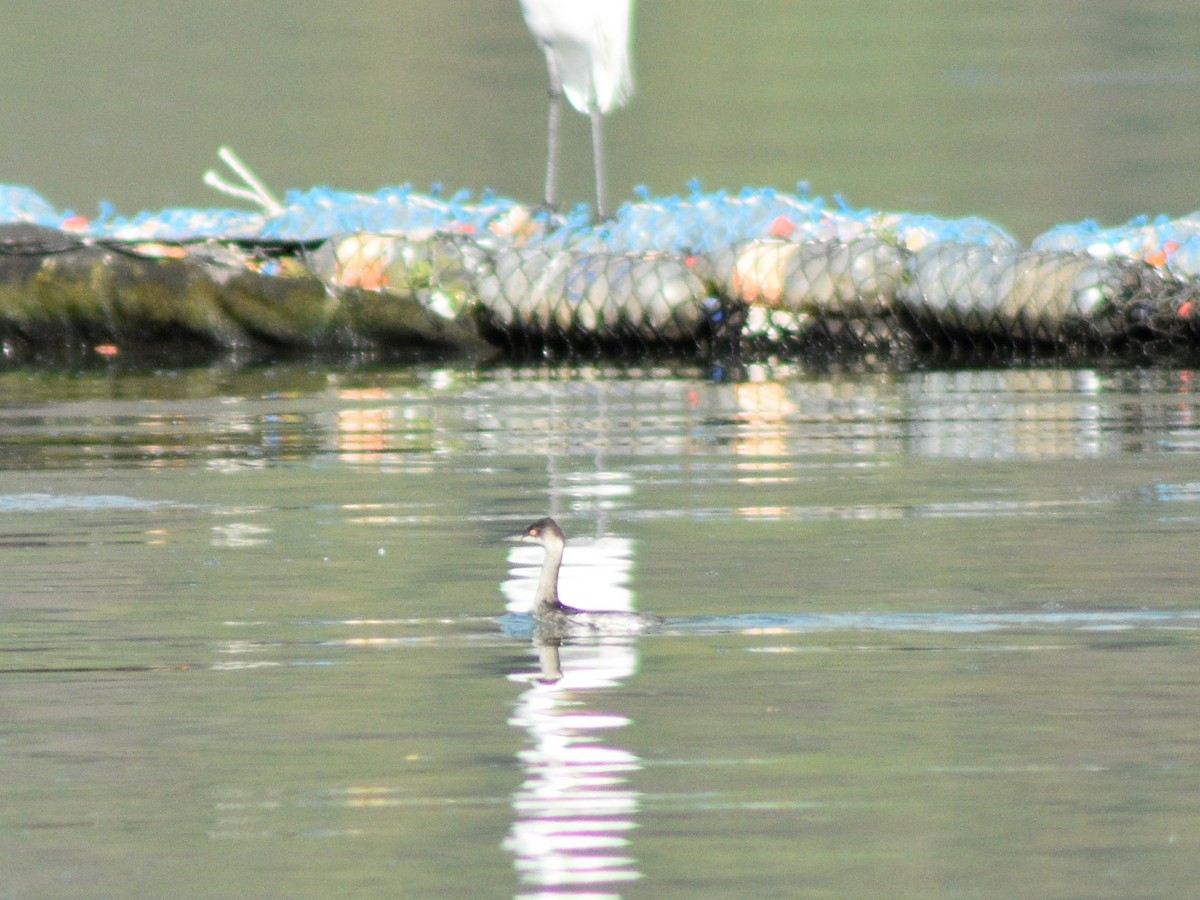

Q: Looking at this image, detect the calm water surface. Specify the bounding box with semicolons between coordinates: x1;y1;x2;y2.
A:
3;362;1200;897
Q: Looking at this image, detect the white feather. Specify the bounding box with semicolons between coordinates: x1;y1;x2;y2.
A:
519;0;634;114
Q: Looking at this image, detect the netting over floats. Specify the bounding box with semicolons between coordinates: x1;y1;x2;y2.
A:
4;165;1200;363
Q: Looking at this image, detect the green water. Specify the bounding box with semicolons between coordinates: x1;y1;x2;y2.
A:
5;3;1200;893
2;362;1199;897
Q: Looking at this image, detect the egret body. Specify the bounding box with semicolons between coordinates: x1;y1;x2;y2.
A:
518;0;634;219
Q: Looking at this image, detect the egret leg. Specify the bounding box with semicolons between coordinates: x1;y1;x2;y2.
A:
543;52;563;210
590;103;608;220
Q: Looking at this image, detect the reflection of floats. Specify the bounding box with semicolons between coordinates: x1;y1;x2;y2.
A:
333;387;438;469
505;636;645;896
318;367;1186;467
902;370;1105;459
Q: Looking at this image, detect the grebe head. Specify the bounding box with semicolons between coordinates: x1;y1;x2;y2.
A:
509;517;566;550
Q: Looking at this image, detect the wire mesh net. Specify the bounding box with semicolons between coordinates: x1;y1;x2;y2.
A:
4;174;1200;365
313;190;1200;364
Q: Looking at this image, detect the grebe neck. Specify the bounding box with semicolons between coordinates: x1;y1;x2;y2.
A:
533;536;566;615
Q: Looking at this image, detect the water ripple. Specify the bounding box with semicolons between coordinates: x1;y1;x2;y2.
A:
677;610;1200;635
0;492;175;512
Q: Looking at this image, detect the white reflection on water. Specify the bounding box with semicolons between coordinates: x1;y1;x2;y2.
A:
503;534;635;615
502;533;649;897
505;638;645;897
210;521;273;548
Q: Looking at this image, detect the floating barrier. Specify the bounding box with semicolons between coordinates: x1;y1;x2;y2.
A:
3;149;1200;363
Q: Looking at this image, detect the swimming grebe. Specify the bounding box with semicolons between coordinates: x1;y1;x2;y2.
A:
508;517;664;636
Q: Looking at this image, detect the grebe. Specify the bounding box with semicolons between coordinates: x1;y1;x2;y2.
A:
518;0;634;219
508;517;663;636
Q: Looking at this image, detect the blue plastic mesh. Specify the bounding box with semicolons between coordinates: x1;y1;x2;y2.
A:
1;181;1198;361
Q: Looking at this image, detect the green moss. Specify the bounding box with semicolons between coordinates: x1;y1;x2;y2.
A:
338;287;493;356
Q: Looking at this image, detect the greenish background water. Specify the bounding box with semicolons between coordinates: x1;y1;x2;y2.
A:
3;363;1200;896
3;4;1200;896
3;2;1200;240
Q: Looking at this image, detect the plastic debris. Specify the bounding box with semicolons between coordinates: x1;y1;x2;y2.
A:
2;148;1200;362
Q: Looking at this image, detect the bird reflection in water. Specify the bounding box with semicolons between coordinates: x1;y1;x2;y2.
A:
505;635;646;896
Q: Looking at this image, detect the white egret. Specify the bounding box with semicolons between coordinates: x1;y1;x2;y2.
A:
518;0;634;219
